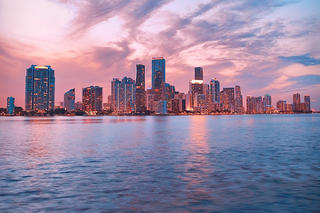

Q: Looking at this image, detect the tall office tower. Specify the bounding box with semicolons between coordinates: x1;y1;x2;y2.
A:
25;65;55;112
220;88;235;112
152;57;165;89
293;93;301;112
195;67;203;80
209;79;220;103
304;96;311;112
276;100;287;112
75;102;83;111
234;85;243;113
136;64;146;113
119;77;136;113
64;88;75;112
111;78;121;112
7;97;15;115
82;86;103;114
263;94;272;112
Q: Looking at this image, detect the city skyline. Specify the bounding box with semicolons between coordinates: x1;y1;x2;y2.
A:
0;0;320;110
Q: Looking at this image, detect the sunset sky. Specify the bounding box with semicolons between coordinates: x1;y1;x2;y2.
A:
0;0;320;109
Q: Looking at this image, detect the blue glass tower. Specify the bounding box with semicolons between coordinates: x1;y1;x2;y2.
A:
25;65;55;112
152;57;165;89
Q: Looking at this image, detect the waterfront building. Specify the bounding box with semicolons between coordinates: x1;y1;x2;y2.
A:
136;64;146;113
152;57;165;90
209;79;220;103
111;78;121;112
25;65;55;112
220;88;235;112
234;85;243;113
111;77;136;113
7;97;15;115
293;93;301;112
263;94;272;113
246;96;264;114
304;96;311;112
277;100;287;112
119;77;136;113
82;86;103;114
64;88;75;111
194;67;203;80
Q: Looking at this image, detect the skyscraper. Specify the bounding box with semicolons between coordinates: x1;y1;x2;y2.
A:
195;67;203;80
136;64;146;113
304;96;311;112
119;77;136;113
263;94;272;112
152;57;165;89
7;97;15;115
209;79;220;103
293;93;301;112
25;65;55;112
111;78;121;112
220;88;235;112
82;86;103;114
234;85;243;113
111;77;136;113
64;88;75;112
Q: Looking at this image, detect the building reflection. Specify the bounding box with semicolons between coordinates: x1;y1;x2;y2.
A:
181;116;214;207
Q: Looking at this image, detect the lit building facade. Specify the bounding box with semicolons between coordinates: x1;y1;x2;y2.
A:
136;64;146;113
25;65;55;112
82;86;103;114
7;97;15;115
64;88;75;111
246;96;263;113
220;88;235;112
234;85;243;113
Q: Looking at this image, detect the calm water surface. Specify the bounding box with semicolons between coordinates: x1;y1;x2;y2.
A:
0;114;319;212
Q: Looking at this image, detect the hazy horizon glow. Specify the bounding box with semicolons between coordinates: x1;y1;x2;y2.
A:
0;0;320;109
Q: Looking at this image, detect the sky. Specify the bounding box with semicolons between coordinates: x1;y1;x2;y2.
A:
0;0;320;110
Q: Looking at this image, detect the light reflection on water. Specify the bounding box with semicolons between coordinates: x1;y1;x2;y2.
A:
0;114;319;212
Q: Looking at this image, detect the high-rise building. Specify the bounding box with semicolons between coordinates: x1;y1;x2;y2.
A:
189;80;204;110
293;93;301;112
277;100;287;112
246;96;263;114
82;86;103;114
195;67;203;80
220;88;235;112
136;64;146;113
111;78;121;112
209;79;220;103
234;85;243;113
64;88;75;112
152;57;165;89
263;94;272;113
119;77;136;113
7;97;15;115
111;77;136;113
304;96;311;112
25;65;55;112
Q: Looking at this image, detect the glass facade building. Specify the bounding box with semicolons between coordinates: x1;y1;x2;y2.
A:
7;97;15;115
25;65;55;112
152;57;165;89
64;88;75;112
